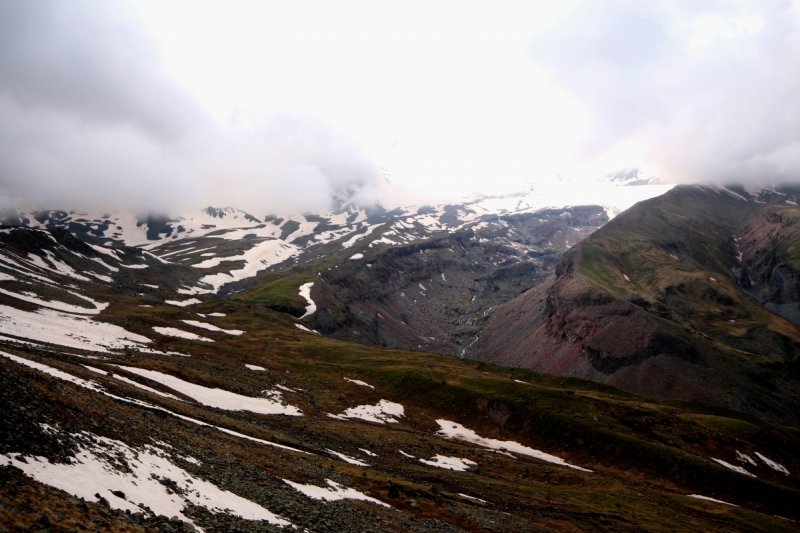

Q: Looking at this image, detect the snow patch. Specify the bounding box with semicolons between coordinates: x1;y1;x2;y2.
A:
436;420;591;472
328;400;405;424
0;304;150;352
688;494;737;506
2;430;290;527
283;479;388;507
0;288;108;315
181;319;244;335
294;323;320;334
712;458;755;477
327;449;369;466
245;364;266;371
116;366;303;416
164;298;202;307
152;327;214;342
344;377;374;389
755;452;789;475
419;455;477;471
298;282;316;318
459;493;488;504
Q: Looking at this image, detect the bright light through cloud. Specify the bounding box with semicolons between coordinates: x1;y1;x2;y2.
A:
131;0;589;197
1;0;800;213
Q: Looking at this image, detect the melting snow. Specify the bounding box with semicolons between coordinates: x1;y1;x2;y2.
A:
359;448;377;457
436;420;591;472
688;494;737;506
0;304;150;352
712;458;755;477
2;431;291;528
755;452;790;475
328;400;405;424
283;479;389;507
294;323;320;334
181;319;244;335
2;352;308;455
736;451;758;466
419;455;477;471
245;364;266;371
459;493;488;504
1;352;103;391
164;298;202;307
327;449;369;466
298;282;316;318
152;327;214;342
0;287;108;314
116;366;303;416
208;312;226;317
349;253;364;260
81;366;184;401
198;239;301;292
344;377;374;389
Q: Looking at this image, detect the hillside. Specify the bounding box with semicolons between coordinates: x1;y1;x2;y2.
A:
0;224;797;531
470;185;800;426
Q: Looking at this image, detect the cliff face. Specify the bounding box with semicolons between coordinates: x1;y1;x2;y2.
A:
309;206;608;355
470;186;800;425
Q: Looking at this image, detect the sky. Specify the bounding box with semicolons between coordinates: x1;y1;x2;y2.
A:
1;0;799;214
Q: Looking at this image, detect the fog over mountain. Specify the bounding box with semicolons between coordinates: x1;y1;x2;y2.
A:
532;1;800;184
0;1;382;214
1;1;799;214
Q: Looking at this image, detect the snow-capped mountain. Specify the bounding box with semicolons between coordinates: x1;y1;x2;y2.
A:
1;176;673;295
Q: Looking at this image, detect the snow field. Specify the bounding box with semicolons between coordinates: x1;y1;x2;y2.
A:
2;352;310;456
2;431;291;528
0;304;150;352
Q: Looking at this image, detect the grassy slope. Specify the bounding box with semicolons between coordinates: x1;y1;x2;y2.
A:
92;294;800;525
577;186;800;382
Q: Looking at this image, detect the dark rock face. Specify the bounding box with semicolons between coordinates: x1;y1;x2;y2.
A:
468;185;800;425
310;207;608;355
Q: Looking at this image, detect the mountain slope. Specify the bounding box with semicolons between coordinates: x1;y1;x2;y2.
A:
470;185;800;425
0;226;798;532
237;206;607;355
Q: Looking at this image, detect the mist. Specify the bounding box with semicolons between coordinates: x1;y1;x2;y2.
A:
0;1;381;215
532;1;800;185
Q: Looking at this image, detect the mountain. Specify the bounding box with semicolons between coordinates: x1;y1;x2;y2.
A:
2;180;799;531
468;185;800;425
0;176;672;298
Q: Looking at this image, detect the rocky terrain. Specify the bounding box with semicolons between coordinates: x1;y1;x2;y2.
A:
469;185;800;426
1;181;799;531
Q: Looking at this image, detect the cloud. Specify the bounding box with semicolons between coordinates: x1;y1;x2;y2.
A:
531;0;800;184
0;1;380;214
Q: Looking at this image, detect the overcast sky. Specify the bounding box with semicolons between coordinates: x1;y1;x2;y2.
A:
1;1;799;214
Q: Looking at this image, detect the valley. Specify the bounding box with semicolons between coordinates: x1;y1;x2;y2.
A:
0;182;798;532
